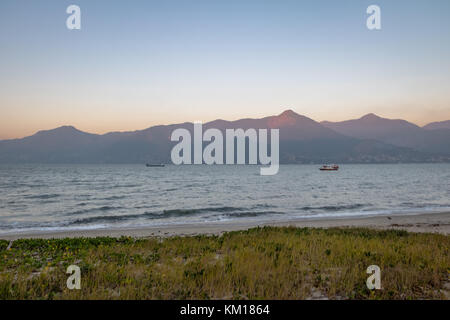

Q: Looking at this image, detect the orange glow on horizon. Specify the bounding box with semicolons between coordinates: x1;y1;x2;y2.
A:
1;107;449;140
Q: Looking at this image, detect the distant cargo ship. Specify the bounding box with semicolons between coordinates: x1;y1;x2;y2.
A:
319;164;339;171
146;163;165;167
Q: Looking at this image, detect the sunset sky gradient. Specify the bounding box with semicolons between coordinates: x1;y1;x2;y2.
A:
1;0;450;139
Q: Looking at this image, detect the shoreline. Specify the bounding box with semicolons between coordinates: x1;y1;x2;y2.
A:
1;211;449;240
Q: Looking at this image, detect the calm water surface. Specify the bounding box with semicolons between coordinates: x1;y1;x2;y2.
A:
0;164;449;234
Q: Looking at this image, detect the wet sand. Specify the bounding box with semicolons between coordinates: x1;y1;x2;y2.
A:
1;211;449;240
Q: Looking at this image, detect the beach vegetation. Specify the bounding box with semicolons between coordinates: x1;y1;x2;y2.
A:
0;227;448;300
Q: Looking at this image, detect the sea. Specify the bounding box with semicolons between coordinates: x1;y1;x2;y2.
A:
0;164;449;235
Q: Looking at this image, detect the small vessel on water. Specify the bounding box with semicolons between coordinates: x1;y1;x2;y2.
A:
319;164;339;171
146;163;165;167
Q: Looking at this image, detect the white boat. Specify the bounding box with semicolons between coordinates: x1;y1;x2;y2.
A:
319;164;339;171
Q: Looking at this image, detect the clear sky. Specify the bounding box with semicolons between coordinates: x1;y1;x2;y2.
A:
1;0;450;139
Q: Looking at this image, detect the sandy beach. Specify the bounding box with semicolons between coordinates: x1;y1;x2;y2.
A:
1;211;449;240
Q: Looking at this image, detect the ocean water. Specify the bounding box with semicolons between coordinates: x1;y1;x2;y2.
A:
0;164;449;234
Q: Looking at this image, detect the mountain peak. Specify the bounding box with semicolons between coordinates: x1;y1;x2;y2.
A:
279;109;299;118
36;125;81;135
55;125;78;131
360;113;381;121
266;109;324;131
423;120;450;130
30;126;99;140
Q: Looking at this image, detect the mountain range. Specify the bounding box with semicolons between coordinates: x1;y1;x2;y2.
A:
0;110;449;164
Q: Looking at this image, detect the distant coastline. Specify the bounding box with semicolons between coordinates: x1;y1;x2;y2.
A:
0;111;449;164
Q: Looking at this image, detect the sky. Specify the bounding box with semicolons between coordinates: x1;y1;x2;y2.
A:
1;0;450;139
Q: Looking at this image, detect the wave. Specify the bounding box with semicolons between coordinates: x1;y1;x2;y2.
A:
102;195;127;200
297;204;367;211
69;214;143;225
400;202;450;208
221;210;283;218
2;206;450;234
163;206;241;215
24;193;60;200
65;205;123;216
161;204;276;216
67;205;279;226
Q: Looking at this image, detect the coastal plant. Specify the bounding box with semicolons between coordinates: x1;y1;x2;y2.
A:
0;227;448;300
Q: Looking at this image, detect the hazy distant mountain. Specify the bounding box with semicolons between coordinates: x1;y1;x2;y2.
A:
322;114;450;155
205;110;432;163
0;111;448;164
321;113;420;140
206;110;344;140
423;120;450;130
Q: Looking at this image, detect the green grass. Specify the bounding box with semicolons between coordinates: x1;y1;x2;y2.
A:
0;227;449;300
